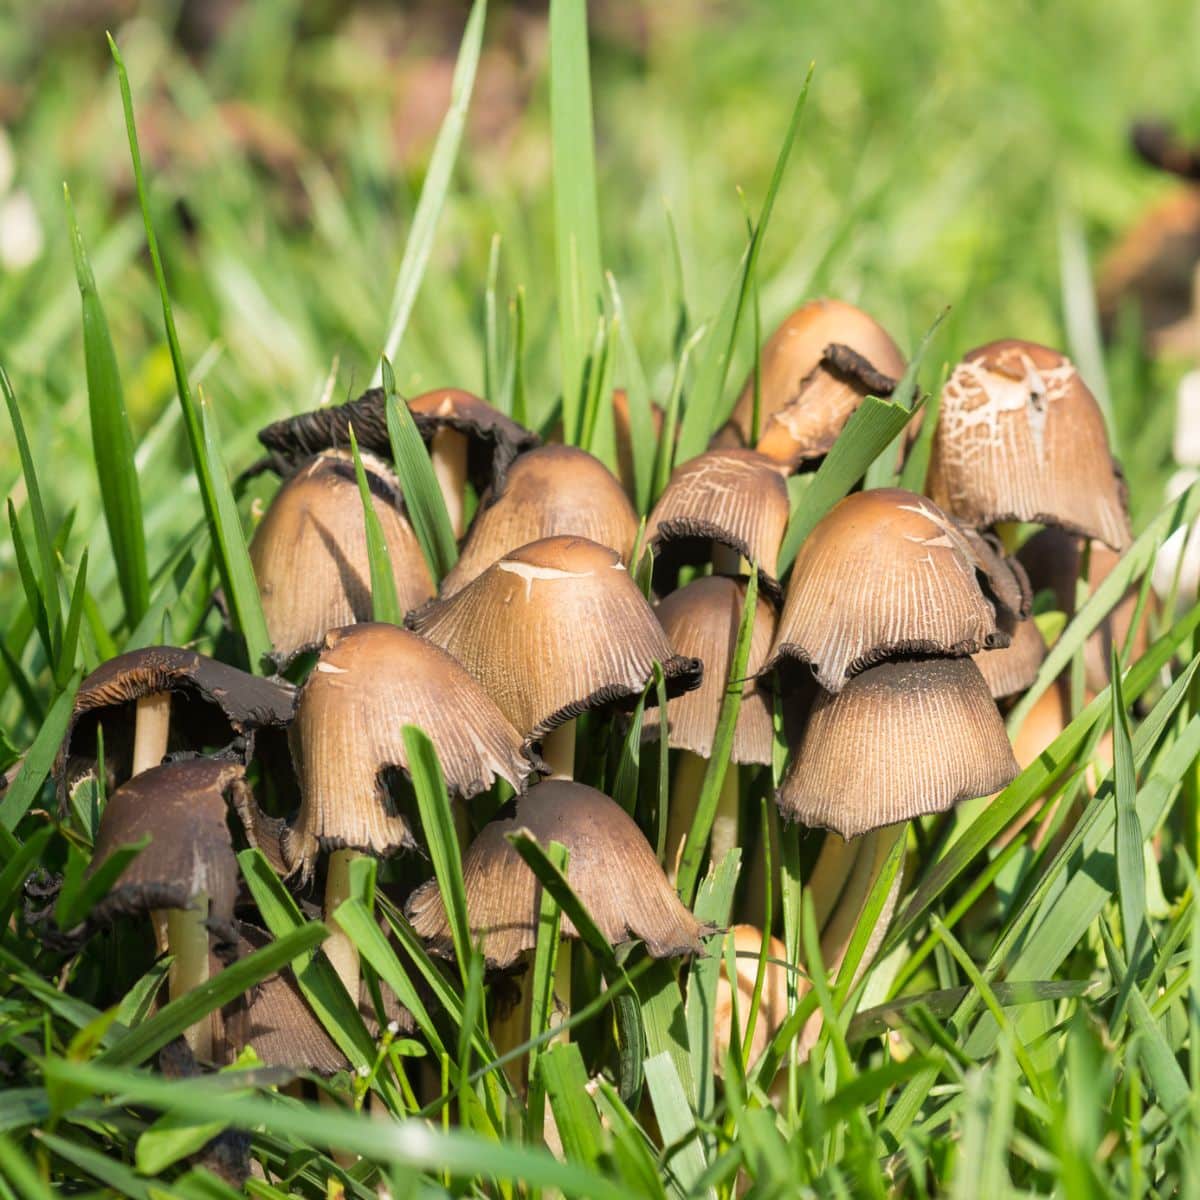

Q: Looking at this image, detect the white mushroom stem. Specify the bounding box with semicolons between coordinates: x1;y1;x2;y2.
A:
806;832;862;930
541;723;576;781
167;893;212;1060
709;767;739;870
430;427;469;539
324;849;361;1002
132;692;172;776
665;752;739;883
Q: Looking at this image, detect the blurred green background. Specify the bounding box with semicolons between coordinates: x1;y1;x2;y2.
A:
0;0;1197;603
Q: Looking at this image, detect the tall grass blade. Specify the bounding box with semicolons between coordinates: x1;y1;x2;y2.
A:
348;424;401;624
1111;652;1147;973
607;273;657;514
53;550;88;690
0;670;81;831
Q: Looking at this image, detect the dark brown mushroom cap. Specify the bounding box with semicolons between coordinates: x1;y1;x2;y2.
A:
87;759;246;947
972;616;1046;700
643;576;776;765
406;781;706;967
1132;120;1200;182
777;657;1018;837
716;299;906;464
271;623;537;879
408;536;702;745
250;449;434;666
439;446;639;597
645;449;789;602
956;525;1032;621
926;340;1132;551
769;489;1010;693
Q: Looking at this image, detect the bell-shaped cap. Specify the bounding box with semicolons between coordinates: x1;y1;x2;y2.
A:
408;536;701;745
406;781;705;967
713;925;791;1076
927;340;1132;550
250;449;435;665
645;449;789;602
777;657;1018;837
972;616;1046;700
440;446;639;597
643;576;776;765
717;299;905;466
260;623;537;880
769;490;1013;692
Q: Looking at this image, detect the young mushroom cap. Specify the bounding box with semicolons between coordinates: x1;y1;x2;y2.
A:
406;780;706;967
777;657;1018;837
768;489;1013;693
972;616;1047;700
645;449;790;602
926;340;1132;551
643;576;777;765
439;445;639;597
250;449;434;665
408;536;702;745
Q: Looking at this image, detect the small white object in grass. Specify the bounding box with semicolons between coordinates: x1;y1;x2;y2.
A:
357;1064;370;1077
387;1019;399;1035
1152;467;1200;609
0;190;42;270
1174;371;1200;467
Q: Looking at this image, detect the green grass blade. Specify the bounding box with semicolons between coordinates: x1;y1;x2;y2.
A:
607;273;657;514
0;1133;56;1200
1111;654;1147;973
897;368;943;493
347;424;401;624
540;1043;604;1167
53;550;88;690
0;827;54;929
7;501;53;668
527;840;568;1124
55;833;148;932
0;670;81;831
643;1052;710;1199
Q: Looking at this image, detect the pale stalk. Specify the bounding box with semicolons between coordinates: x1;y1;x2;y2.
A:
167;893;212;1060
712;542;746;575
430;427;468;539
324;849;361;1002
541;722;576;780
806;831;861;930
132;692;172;775
708;766;740;869
665;750;708;883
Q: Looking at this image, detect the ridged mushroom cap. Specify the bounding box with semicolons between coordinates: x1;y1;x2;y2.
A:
777;657;1018;837
264;623;537;880
927;340;1132;550
645;449;789;602
972;616;1046;700
440;446;639;597
713;925;791;1076
250;450;434;665
769;489;1011;692
643;576;776;765
408;536;702;745
406;781;705;967
717;299;905;466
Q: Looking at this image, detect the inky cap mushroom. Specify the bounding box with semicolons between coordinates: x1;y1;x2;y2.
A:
972;616;1046;700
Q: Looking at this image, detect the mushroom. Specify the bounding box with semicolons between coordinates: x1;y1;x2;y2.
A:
645;449;790;602
439;445;639;597
926;340;1132;551
409;536;702;779
249;449;434;665
972;615;1047;701
712;925;791;1078
643;576;776;875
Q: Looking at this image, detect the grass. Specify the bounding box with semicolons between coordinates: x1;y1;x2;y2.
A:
2;0;1200;1195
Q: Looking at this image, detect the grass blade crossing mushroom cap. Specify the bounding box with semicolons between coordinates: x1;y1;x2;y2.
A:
406;780;705;968
249;449;434;665
927;340;1132;550
408;536;702;745
643;575;776;765
271;623;538;878
645;449;789;602
777;657;1018;837
768;489;1012;693
972;615;1046;700
440;445;639;597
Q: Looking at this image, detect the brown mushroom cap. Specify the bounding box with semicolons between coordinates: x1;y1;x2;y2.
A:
408;536;702;745
769;489;1011;693
716;299;906;466
440;446;639;597
926;340;1132;550
972;616;1047;700
406;781;705;967
265;623;537;880
643;576;776;764
645;449;789;602
250;449;435;665
777;657;1018;837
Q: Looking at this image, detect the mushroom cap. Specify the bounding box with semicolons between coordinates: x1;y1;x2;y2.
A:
88;758;246;947
440;446;639;597
926;340;1132;550
408;536;702;744
713;925;790;1076
972;616;1046;700
645;449;790;602
405;780;705;967
277;623;538;878
769;489;1012;692
717;299;906;464
643;576;777;765
776;657;1018;837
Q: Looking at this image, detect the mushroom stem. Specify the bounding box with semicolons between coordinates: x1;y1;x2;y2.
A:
167;893;212;1060
994;521;1022;554
712;542;746;575
541;723;576;781
132;692;172;776
806;831;862;931
324;849;361;1002
666;752;739;882
430;427;469;539
709;766;740;870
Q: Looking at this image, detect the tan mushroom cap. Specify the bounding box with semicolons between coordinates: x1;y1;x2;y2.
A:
406;780;705;967
266;623;537;880
645;449;790;601
927;340;1132;551
408;536;702;744
250;450;435;665
717;299;906;466
972;616;1046;700
440;446;639;597
713;925;791;1077
769;489;1009;693
777;657;1018;837
643;576;776;765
